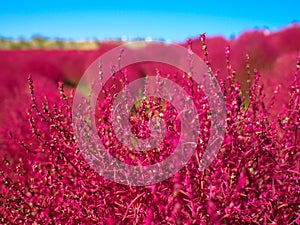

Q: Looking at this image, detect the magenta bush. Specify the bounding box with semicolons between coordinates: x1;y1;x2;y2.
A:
0;34;299;224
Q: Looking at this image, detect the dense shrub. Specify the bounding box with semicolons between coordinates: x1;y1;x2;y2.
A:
0;32;299;224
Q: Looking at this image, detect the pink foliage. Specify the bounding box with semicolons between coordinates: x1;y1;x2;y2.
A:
0;28;299;224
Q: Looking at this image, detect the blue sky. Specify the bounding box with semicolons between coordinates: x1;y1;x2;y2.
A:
0;0;299;41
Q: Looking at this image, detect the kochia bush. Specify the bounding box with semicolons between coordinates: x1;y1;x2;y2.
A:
0;34;299;224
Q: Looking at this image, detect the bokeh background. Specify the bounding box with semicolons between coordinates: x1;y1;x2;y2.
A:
1;0;299;116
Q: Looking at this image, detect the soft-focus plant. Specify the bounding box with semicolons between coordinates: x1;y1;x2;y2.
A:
0;33;299;224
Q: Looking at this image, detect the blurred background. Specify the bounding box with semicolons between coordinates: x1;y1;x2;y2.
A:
0;0;299;119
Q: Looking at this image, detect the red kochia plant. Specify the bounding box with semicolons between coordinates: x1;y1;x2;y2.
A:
0;35;299;224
